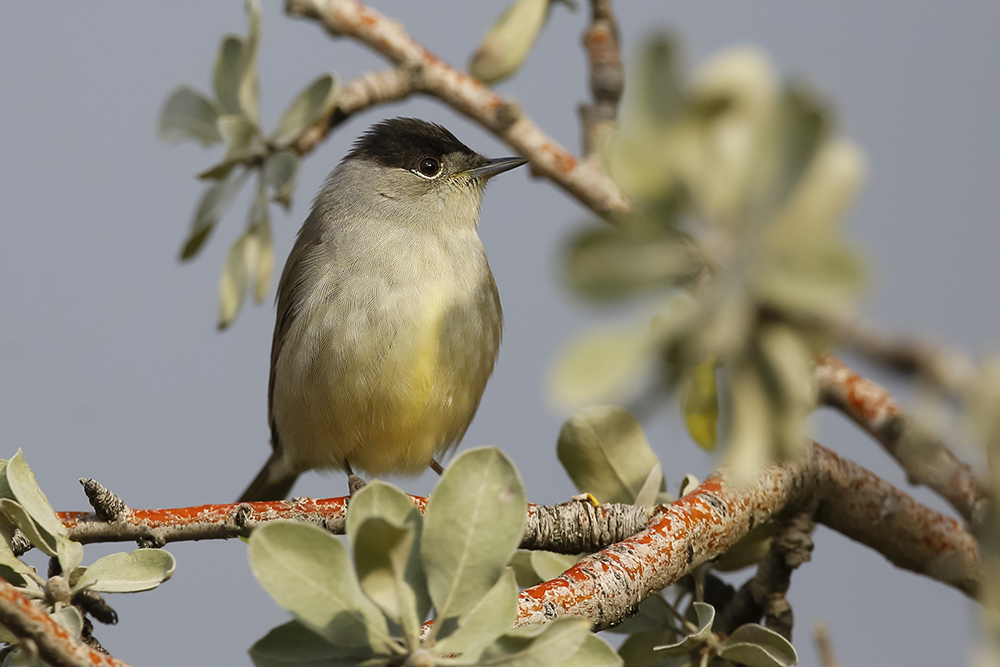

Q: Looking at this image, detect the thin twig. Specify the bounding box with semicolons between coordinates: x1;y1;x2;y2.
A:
579;0;623;162
813;620;843;667
816;354;988;526
284;0;632;219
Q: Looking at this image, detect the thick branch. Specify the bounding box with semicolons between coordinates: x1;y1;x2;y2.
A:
579;0;623;161
55;496;647;556
514;442;979;631
816;354;987;526
0;579;129;667
284;0;632;218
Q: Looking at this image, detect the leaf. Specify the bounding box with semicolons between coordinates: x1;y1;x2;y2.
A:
557;406;659;504
716;623;797;667
422;447;527;625
677;474;699;498
247;521;392;651
262;150;299;210
549;325;656;407
550;633;622;667
346;481;430;624
756;324;815;459
249;620;379;667
713;522;774;572
249;185;274;305
73;549;175;594
432;568;518;660
0;499;57;557
603;592;677;635
507;551;543;588
463;617;591;667
653;601;715;656
214;36;244;115
158;86;221;146
724;357;772;484
618;630;681;667
51;607;83;639
353;518;420;650
218;113;263;163
632;463;663;508
218;232;252;330
271;75;336;148
180;167;251;260
239;0;262;126
680;356;719;451
469;0;551;84
0;524;36;585
529;551;578;582
3;452;66;541
56;536;83;576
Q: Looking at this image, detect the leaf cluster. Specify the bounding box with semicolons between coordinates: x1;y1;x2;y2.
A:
158;0;337;328
0;453;174;665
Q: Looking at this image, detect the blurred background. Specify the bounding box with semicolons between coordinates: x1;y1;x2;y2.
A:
1;1;998;664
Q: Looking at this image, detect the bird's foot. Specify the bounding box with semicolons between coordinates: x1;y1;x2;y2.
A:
348;474;367;496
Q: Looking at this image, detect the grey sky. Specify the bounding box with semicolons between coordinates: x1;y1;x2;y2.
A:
1;1;997;665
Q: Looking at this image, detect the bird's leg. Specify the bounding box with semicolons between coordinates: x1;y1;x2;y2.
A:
430;459;445;476
345;460;367;496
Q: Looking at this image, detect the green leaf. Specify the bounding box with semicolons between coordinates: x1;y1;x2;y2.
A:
214;36;244;115
716;623;797;667
0;523;36;585
432;568;518;660
529;551;578;582
271;75;336;148
653;601;714;656
636;35;684;126
3;452;66;540
0;499;57;557
469;0;551;84
724;357;771;483
73;549;175;594
632;462;663;508
218;232;252;330
618;630;682;667
551;633;622;667
564;227;692;301
262;150;299;210
712;522;775;572
218;113;264;163
239;0;263;125
56;536;83;576
680;355;719;451
549;325;656;407
249;620;379;667
507;551;543;588
756;323;814;459
158;86;221;146
557;406;659;504
353;518;420;650
247;521;392;651
345;481;431;623
51;606;84;639
463;617;591;667
249;185;274;305
422;447;527;627
0;622;20;644
603;593;676;635
180;167;251;260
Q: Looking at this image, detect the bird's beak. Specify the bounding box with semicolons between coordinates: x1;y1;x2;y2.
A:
466;156;529;180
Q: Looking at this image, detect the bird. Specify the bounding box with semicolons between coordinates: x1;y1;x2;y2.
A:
238;117;527;501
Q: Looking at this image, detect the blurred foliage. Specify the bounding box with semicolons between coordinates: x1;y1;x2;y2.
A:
247;448;620;667
469;0;574;84
158;0;336;329
552;35;867;478
0;452;175;666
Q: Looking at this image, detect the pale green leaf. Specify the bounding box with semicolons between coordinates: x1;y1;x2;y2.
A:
0;622;19;644
346;481;430;624
158;86;221;146
73;549;175;594
51;607;83;639
717;623;797;667
56;536;83;576
680;355;718;451
603;592;676;635
632;462;663;508
249;620;379;667
0;499;56;557
529;551;578;582
4;452;65;540
180;167;251;260
247;521;392;651
507;551;543;588
550;633;622;667
724;358;772;483
214;36;244;115
712;522;774;572
677;474;699;498
422;447;526;626
653;601;715;656
549;325;655;407
557;406;659;504
262;150;299;210
432;568;518;659
463;617;590;667
757;324;815;459
354;518;420;650
271;75;336;148
218;113;264;163
218;232;252;330
0;522;36;585
249;185;274;305
469;0;550;84
239;0;262;125
617;630;683;667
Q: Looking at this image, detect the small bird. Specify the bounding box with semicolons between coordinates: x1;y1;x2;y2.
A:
238;118;527;501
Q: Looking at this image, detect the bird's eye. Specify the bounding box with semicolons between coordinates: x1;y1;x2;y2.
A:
416;157;442;178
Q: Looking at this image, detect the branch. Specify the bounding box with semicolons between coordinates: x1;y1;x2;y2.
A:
284;0;632;218
579;0;623;161
816;354;988;526
812;620;843;667
54;491;648;556
0;579;129;667
514;442;979;631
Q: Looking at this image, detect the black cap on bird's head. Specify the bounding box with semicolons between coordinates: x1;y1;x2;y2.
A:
347;117;527;181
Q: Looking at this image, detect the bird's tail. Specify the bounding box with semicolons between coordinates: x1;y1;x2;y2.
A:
237;452;298;502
